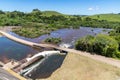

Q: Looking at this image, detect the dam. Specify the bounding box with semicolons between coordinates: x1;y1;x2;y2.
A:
1;30;120;79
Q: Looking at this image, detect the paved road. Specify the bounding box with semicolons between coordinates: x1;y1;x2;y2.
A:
0;67;19;80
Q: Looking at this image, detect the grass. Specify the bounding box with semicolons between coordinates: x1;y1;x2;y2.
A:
88;14;120;22
40;53;120;80
41;11;70;18
42;11;63;16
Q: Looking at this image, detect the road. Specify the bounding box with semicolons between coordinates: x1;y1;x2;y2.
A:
0;30;120;68
0;67;19;80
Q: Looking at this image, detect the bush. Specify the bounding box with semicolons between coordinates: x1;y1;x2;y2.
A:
75;34;120;58
94;34;119;57
44;37;62;44
109;29;120;50
75;35;94;52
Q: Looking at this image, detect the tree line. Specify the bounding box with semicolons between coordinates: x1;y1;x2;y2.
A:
0;9;120;28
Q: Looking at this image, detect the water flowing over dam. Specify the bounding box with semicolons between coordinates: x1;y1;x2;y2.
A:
20;51;66;78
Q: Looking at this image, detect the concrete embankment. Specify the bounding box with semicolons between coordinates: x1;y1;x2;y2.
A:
0;61;4;66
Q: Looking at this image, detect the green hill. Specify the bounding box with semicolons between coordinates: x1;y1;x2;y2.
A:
42;11;63;16
40;53;120;80
89;14;120;22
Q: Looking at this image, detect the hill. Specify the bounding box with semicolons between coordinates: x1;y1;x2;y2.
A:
40;53;120;80
89;14;120;22
42;11;63;16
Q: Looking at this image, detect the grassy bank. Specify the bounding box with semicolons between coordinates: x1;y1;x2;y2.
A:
89;14;120;22
40;53;120;80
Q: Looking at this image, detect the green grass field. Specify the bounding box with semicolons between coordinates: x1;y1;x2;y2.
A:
41;11;63;16
40;53;120;80
88;14;120;22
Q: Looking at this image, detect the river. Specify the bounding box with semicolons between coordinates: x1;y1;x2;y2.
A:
0;27;111;63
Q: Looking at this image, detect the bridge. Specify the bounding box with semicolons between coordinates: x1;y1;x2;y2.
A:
0;30;120;68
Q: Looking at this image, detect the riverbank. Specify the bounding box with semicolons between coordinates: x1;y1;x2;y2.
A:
0;26;20;37
0;26;19;32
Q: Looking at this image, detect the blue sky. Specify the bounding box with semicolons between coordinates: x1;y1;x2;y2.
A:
0;0;120;15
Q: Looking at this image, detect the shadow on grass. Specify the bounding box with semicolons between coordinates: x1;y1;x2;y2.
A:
29;53;67;79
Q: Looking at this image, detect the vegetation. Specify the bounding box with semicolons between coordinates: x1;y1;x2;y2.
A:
81;17;120;28
1;10;120;59
109;26;120;51
41;11;63;16
0;9;120;38
75;34;120;58
12;23;57;38
0;9;120;59
88;14;120;22
40;53;120;80
44;37;62;44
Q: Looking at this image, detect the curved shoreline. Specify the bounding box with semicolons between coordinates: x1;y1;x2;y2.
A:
0;26;19;37
0;26;18;31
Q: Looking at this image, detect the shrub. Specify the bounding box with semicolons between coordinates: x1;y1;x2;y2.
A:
44;37;62;44
75;35;94;52
75;34;120;58
94;34;119;57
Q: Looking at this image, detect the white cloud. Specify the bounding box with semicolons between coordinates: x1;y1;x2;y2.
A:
88;7;94;11
88;6;99;11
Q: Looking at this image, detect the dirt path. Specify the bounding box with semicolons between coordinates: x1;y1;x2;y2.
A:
0;30;120;68
66;49;120;68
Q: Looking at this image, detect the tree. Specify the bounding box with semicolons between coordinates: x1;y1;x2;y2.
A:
84;17;92;21
0;10;5;14
32;9;41;12
97;15;100;18
75;35;94;52
115;26;120;33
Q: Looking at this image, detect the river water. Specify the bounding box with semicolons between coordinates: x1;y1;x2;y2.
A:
0;37;39;63
0;27;111;63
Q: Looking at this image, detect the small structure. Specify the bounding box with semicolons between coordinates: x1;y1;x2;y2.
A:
19;51;66;77
26;51;61;61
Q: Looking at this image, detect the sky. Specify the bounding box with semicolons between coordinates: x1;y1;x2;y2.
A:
0;0;120;15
